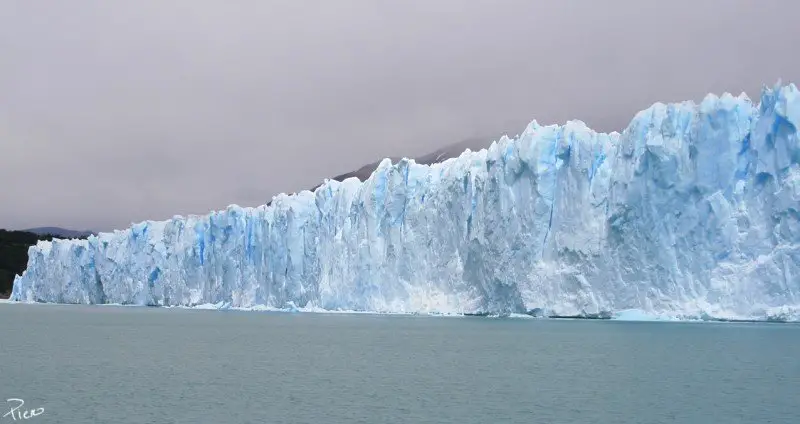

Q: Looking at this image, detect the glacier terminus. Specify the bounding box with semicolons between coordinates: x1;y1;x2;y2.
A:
11;84;800;321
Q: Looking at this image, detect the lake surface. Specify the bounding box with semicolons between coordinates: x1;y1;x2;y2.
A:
1;304;798;424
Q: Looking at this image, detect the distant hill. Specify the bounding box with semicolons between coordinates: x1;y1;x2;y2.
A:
328;136;489;183
24;227;95;238
267;137;491;206
302;136;491;194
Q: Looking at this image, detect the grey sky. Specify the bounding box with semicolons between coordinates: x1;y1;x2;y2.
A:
1;0;798;232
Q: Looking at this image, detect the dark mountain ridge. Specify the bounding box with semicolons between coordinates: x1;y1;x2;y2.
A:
323;136;490;186
24;227;95;238
272;137;492;205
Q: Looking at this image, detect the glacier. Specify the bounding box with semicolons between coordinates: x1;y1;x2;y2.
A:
10;83;800;321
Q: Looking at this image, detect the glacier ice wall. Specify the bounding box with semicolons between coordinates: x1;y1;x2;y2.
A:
11;84;800;320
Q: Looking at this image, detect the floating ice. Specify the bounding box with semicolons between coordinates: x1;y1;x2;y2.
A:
612;309;679;322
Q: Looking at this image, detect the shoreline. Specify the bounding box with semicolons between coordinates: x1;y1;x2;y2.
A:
2;301;797;324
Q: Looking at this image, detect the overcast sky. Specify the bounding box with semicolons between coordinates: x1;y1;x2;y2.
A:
2;0;798;232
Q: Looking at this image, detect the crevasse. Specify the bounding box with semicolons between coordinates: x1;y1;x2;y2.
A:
11;84;800;320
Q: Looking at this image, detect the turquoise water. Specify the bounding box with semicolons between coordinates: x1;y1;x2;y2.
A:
1;304;798;423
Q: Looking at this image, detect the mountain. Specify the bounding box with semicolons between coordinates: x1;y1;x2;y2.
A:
24;227;95;238
293;137;491;197
267;137;490;205
9;83;800;321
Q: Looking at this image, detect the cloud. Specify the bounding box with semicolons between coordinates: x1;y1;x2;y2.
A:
1;0;798;231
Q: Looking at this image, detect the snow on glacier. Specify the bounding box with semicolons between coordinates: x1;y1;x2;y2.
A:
11;84;800;320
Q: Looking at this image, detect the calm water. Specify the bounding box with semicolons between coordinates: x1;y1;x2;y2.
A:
1;304;798;424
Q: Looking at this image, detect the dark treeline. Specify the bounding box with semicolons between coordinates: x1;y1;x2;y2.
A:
0;229;89;298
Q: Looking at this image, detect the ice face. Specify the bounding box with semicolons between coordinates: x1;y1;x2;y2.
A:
11;84;800;320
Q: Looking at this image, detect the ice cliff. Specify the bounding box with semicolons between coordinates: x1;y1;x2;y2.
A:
11;84;800;320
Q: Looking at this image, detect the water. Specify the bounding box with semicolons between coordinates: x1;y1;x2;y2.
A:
1;304;798;424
